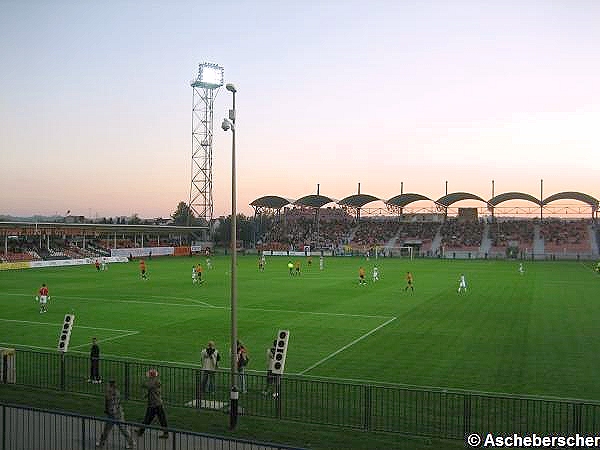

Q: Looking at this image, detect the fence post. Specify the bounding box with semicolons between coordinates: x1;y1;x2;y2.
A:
463;394;472;439
573;402;583;435
362;384;372;431
60;352;66;391
124;361;130;400
2;404;6;450
81;416;86;450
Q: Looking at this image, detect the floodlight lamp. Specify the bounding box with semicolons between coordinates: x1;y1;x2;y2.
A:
191;62;224;88
226;83;237;93
221;118;232;131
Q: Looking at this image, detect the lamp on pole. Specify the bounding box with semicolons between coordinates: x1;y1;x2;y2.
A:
221;82;238;429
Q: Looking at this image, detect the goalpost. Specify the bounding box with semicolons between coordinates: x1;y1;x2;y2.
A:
387;246;414;260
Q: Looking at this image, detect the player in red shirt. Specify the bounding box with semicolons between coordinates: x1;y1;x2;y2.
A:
38;283;49;313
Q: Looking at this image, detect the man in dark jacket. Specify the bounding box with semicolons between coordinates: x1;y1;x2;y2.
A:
136;369;168;439
89;337;101;383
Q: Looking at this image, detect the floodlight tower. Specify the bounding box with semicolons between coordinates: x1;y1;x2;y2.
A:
188;62;224;228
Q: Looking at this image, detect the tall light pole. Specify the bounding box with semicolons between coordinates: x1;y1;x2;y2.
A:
221;82;238;429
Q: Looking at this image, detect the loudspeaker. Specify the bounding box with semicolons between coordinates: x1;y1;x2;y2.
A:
57;314;75;352
271;329;290;375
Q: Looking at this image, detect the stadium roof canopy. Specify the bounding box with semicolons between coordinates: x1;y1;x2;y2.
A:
338;194;381;208
249;195;293;210
436;192;489;208
489;192;542;207
542;191;599;210
294;194;337;208
386;193;433;208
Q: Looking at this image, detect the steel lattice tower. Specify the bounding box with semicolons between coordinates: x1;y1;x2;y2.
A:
188;63;224;227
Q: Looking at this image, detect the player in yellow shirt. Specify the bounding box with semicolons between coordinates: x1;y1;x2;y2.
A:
404;272;414;292
358;267;366;286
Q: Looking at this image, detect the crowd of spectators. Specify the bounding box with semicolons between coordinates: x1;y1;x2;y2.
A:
539;219;590;253
3;214;599;261
351;219;398;247
488;220;535;248
439;218;484;249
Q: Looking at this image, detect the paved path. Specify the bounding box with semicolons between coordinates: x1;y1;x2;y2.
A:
1;404;305;450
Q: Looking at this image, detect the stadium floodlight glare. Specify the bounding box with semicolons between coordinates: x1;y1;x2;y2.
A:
191;62;224;89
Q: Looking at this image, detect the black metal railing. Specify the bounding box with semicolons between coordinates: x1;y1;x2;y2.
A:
6;348;600;441
0;402;306;450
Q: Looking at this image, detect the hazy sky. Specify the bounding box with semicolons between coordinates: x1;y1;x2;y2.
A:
1;0;599;219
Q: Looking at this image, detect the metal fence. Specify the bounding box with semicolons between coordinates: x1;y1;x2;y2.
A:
7;349;600;441
0;402;306;450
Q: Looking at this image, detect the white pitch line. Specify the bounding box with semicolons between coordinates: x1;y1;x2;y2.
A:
149;295;217;307
236;306;392;319
0;318;137;333
69;331;140;350
2;292;392;319
298;316;397;375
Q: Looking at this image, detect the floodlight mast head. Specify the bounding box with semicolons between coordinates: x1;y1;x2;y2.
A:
191;62;224;89
226;83;237;93
222;118;233;131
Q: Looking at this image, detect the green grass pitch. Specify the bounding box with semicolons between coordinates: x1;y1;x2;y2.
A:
1;255;600;401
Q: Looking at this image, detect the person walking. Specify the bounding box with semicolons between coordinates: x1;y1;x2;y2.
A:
89;337;102;383
95;380;135;449
136;369;168;439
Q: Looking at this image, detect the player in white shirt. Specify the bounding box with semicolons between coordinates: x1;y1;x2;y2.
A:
192;266;198;284
458;274;467;293
372;266;379;282
518;263;524;275
319;255;324;271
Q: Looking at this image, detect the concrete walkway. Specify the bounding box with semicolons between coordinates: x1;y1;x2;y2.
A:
0;403;305;450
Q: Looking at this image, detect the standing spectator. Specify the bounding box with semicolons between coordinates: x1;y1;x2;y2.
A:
89;337;101;384
262;340;279;398
95;380;134;449
237;340;249;393
200;341;220;393
136;369;168;439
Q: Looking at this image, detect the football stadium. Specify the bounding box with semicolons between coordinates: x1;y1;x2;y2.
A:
2;190;600;449
3;3;600;450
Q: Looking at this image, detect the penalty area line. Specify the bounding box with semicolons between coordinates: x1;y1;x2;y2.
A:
0;318;137;333
297;316;397;375
69;331;140;350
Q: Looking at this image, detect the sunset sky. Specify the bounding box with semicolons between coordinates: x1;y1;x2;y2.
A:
1;1;599;219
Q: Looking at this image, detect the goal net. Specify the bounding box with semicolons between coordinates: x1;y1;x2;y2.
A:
386;246;414;260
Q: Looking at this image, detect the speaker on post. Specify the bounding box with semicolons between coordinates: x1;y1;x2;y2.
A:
57;314;75;353
271;329;290;375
